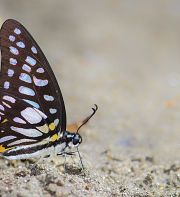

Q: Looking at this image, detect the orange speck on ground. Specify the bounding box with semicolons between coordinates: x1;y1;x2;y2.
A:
164;100;176;108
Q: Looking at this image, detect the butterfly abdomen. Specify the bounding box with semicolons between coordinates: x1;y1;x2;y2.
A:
1;141;63;160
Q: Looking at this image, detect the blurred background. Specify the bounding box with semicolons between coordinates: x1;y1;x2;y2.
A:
0;0;180;164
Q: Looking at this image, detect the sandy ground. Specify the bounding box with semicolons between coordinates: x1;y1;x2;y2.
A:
0;1;180;196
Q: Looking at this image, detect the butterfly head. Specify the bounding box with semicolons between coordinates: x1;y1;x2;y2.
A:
63;131;82;148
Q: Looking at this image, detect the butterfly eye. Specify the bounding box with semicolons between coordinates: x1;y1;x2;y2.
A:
72;134;82;145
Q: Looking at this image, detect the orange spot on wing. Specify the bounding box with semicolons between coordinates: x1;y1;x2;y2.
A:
0;145;6;153
49;123;55;131
50;134;59;142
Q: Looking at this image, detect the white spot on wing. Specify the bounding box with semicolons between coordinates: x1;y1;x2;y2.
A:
22;64;31;73
14;28;21;35
19;86;35;96
0;105;5;111
19;73;32;83
13;117;26;124
10;58;17;65
0;136;16;143
11;126;42;137
43;95;54;101
36;68;44;73
2;101;11;108
9;46;19;55
16;41;25;48
54;119;59;126
25;56;36;66
3;96;16;103
23;99;40;109
31;46;37;54
4;81;10;89
7;69;14;77
49;108;57;114
8;138;37;146
21;107;42;124
34;108;47;119
33;76;48;87
9;35;15;42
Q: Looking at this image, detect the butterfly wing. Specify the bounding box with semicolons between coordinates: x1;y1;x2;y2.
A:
0;19;66;152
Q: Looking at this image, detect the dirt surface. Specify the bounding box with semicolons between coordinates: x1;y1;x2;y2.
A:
0;1;180;196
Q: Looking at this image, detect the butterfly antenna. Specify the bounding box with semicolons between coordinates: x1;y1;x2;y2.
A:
76;104;98;133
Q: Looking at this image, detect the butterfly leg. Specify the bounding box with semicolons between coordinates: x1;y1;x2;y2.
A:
62;152;67;172
28;156;46;175
77;147;84;171
60;150;85;171
57;150;84;173
57;151;76;156
56;151;75;172
64;151;77;168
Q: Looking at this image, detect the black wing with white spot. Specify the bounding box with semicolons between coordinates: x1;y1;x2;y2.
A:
0;90;49;148
0;19;66;151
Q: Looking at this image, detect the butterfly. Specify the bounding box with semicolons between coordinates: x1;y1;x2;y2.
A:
0;19;98;163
